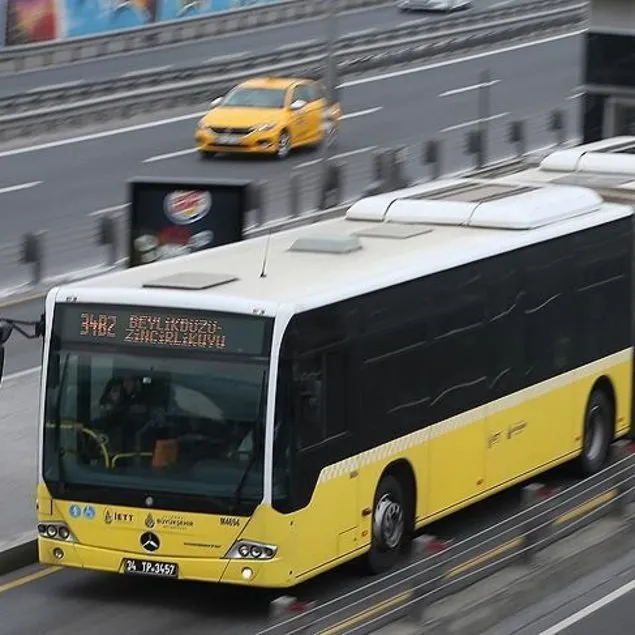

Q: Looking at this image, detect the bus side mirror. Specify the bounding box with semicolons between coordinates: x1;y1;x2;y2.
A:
0;320;12;345
0;347;5;383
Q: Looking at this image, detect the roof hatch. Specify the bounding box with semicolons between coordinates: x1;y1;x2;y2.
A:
288;235;363;254
142;272;239;290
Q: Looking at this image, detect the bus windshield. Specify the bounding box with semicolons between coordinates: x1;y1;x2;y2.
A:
42;345;269;514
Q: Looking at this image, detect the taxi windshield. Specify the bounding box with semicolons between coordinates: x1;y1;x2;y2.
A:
221;87;286;109
42;347;269;514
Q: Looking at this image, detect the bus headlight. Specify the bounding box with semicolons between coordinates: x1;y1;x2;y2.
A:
225;540;277;560
38;522;76;542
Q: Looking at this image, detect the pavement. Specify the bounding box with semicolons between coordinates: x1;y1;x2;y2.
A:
0;31;584;294
481;534;635;635
0;0;505;97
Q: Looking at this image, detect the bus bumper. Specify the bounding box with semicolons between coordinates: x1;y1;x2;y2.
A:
38;537;287;587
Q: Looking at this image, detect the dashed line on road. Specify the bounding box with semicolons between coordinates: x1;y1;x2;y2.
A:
296;146;376;169
121;65;172;78
439;79;501;98
441;112;509;133
27;81;83;93
0;181;42;195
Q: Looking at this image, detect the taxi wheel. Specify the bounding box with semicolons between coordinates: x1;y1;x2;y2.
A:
276;130;291;160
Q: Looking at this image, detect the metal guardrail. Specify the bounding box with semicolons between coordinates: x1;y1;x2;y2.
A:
0;3;586;140
0;0;391;74
259;440;635;634
0;0;583;116
0;104;578;303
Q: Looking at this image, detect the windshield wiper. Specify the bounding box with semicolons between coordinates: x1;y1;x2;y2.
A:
54;352;71;494
231;376;267;513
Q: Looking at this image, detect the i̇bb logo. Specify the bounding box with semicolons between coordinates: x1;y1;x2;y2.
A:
164;190;212;225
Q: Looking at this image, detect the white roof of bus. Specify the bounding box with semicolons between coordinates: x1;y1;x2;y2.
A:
56;177;631;313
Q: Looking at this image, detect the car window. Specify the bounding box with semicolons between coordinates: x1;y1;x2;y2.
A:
223;87;286;108
306;82;324;102
292;85;312;104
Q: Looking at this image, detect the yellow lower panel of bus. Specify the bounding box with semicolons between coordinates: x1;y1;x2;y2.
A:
36;349;632;587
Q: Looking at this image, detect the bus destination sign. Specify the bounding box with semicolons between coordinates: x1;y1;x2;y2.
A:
58;305;269;355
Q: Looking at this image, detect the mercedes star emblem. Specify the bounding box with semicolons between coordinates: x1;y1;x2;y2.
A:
140;531;160;553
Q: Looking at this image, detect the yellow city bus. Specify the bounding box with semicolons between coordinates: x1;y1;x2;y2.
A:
21;176;633;588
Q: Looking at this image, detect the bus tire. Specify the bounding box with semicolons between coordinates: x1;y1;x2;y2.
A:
365;474;408;575
577;388;613;476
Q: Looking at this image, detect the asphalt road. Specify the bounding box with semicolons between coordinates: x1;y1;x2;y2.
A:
0;0;505;97
482;542;635;635
0;459;593;635
0;31;584;294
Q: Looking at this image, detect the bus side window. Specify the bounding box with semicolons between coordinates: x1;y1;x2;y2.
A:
293;355;324;449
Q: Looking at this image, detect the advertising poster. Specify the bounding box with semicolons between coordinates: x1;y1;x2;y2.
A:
127;177;249;268
157;0;209;21
4;0;58;45
61;0;160;39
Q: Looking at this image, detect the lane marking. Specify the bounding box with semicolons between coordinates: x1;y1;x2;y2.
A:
439;79;501;97
144;148;195;163
296;145;376;169
346;27;377;37
1;367;41;382
276;38;318;50
121;65;172;77
204;51;251;64
0;181;42;195
441;112;509;133
0;567;61;594
489;0;516;7
341;106;382;119
568;91;585;100
27;80;83;93
339;29;584;88
143;107;382;163
0;31;583;159
538;578;635;634
88;204;128;216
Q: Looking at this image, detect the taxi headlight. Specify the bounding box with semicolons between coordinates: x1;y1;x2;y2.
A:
254;123;276;132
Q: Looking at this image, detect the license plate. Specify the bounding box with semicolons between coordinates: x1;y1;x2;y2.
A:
216;133;242;145
122;558;178;578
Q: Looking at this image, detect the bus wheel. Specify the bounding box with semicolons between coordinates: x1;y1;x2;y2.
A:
577;389;612;476
366;474;408;574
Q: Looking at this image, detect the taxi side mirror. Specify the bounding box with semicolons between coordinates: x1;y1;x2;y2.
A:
290;99;307;111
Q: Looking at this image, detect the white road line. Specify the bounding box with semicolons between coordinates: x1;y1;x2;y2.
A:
341;106;382;119
340;30;584;88
489;0;516;7
296;145;376;169
204;52;251;64
0;30;583;159
0;181;42;195
122;65;172;78
1;366;41;382
277;38;318;50
143;108;382;163
439;79;501;97
346;27;377;37
538;578;635;634
568;91;585;100
143;148;195;163
88;204;128;216
27;81;83;93
441;112;509;133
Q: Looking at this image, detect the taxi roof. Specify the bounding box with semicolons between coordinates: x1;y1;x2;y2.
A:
239;76;311;90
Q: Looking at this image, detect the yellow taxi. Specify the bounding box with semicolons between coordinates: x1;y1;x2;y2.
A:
195;76;343;159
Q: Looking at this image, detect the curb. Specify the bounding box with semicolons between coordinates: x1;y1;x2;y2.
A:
0;537;37;577
416;512;635;635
